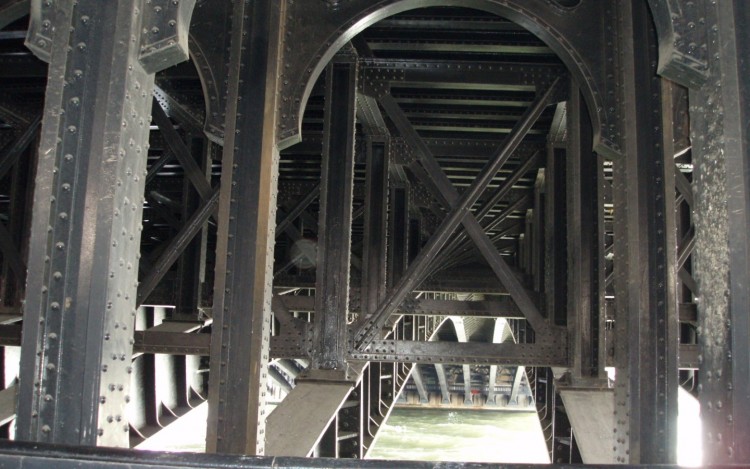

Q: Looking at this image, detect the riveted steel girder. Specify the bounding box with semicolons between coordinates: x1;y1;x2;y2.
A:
360;138;389;321
311;57;358;372
273;0;622;158
205;0;285;456
566;85;607;383
679;0;750;463
16;0;195;447
352;340;567;367
355;80;562;348
610;1;678;463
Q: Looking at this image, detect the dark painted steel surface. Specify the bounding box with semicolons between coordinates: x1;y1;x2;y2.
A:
686;0;750;463
205;0;284;455
16;0;194;447
387;185;409;289
361;138;389;322
137;187;219;306
0;115;40;182
313;57;358;371
566;87;606;383
359;83;560;343
647;0;709;88
0;0;747;464
276;0;622;157
611;1;678;463
353;340;566;367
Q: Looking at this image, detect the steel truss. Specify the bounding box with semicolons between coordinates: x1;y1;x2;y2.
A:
0;0;746;466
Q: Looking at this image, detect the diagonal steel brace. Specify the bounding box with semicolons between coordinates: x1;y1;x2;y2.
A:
355;78;564;349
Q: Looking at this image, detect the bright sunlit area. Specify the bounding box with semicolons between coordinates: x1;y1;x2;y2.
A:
135;402;208;452
677;387;702;467
134;402;550;463
134;386;702;466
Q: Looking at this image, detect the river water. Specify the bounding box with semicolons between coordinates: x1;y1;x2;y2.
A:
366;408;550;464
136;390;700;465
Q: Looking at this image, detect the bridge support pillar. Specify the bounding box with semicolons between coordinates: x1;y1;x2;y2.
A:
611;0;679;463
16;0;195;447
205;0;285;455
686;1;750;464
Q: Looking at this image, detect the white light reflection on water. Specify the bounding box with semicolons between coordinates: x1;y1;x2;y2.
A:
366;408;550;464
134;390;702;465
677;387;702;467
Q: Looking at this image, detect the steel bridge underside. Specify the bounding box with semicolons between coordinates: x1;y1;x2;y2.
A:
0;0;747;467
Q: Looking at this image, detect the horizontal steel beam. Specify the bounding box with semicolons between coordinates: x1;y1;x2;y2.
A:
401;297;522;318
679;344;699;370
276;295;521;318
273;270;514;294
285;135;542;158
133;331;210;355
0;440;691;468
351;340;568;367
0;325;702;370
0;324;21;346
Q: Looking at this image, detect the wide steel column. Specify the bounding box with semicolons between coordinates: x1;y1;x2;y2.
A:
311;57;357;372
206;0;285;455
611;0;678;463
566;86;607;383
687;1;750;463
16;0;194;447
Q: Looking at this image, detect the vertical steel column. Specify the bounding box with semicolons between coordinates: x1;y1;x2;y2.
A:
612;0;678;463
688;0;750;463
206;0;284;455
361;138;389;322
566;86;606;382
175;137;212;320
312;58;357;371
545;143;567;326
408;217;421;265
532;172;545;292
387;186;408;289
16;0;194;447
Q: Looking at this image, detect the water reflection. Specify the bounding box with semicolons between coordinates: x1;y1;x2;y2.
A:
367;408;549;464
